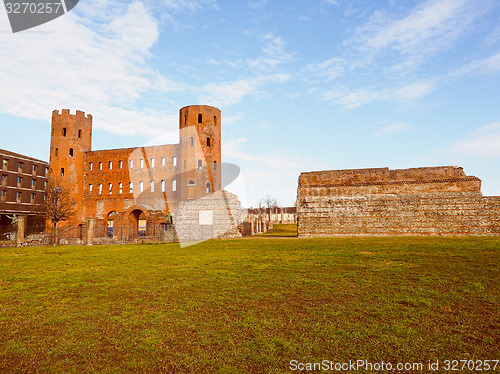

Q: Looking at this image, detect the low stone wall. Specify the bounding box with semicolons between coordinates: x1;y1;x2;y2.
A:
297;167;500;237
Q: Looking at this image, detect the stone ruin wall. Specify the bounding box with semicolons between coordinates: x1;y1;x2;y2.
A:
297;166;500;237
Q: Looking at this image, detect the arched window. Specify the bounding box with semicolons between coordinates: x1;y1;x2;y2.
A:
60;168;64;176
78;129;82;138
207;137;210;147
140;181;144;192
62;128;67;137
198;113;202;123
188;180;195;186
161;180;166;192
198;159;202;170
69;148;73;157
206;183;211;194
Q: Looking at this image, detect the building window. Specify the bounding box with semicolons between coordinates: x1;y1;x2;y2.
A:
62;128;67;137
45;167;49;176
69;148;74;157
2;159;8;170
140;159;144;168
18;162;23;173
109;183;112;194
0;190;6;202
44;181;47;189
89;184;93;195
1;175;6;186
162;157;166;166
140;181;144;192
17;176;22;187
78;129;82;138
172;180;176;192
150;158;155;168
99;162;103;170
119;160;123;169
206;183;211;194
198;159;202;170
190;137;194;146
207;137;210;147
198;113;202;123
16;192;22;203
188;180;195;186
172;156;177;167
31;179;36;189
214;161;217;170
150;181;154;192
31;193;35;204
60;168;64;177
129;182;133;193
214;116;217;126
184;160;186;169
109;161;113;170
130;160;134;169
184;114;187;126
55;148;58;157
161;180;166;192
32;165;37;175
89;162;93;171
99;184;102;195
119;183;122;194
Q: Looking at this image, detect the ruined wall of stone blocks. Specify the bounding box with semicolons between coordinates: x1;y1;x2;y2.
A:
297;166;500;237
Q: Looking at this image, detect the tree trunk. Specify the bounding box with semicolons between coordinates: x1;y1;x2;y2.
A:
52;221;59;247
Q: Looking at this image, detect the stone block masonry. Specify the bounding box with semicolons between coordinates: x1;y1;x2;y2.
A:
297;166;500;237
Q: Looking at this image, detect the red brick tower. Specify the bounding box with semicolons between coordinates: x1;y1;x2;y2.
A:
49;109;92;233
178;105;221;201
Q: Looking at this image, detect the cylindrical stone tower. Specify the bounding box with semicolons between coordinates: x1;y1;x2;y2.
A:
178;105;221;201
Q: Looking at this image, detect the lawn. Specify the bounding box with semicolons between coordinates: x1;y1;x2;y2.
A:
0;237;499;373
257;224;297;237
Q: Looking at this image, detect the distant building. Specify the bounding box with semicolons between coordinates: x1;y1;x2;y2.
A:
0;149;48;240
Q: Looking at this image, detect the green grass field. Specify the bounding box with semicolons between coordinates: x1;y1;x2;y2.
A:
0;237;499;373
256;224;298;237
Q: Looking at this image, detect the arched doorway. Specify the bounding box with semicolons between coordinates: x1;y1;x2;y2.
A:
128;209;147;237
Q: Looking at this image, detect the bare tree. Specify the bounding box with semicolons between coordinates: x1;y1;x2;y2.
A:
41;181;76;246
259;194;279;220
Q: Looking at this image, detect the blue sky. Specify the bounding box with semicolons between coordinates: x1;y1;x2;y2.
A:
0;0;499;207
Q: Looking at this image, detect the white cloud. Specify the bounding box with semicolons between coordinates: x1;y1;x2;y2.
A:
247;33;295;71
351;0;480;58
0;1;183;139
447;122;500;158
372;122;413;136
304;57;345;81
322;78;437;109
451;52;500;78
199;74;290;107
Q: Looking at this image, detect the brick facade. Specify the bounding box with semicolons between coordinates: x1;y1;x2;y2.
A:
48;105;235;244
297;166;500;237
